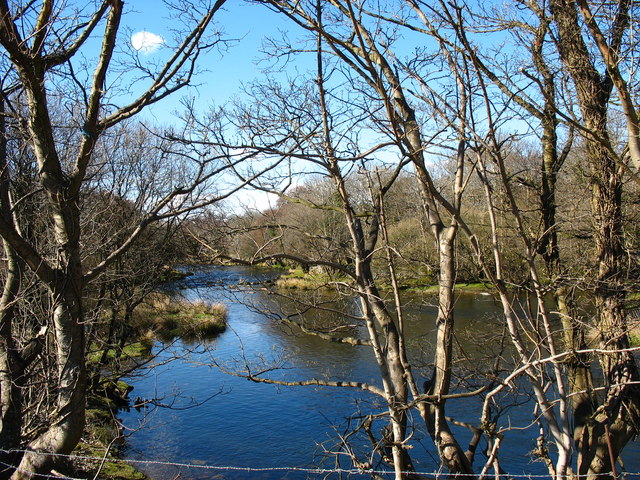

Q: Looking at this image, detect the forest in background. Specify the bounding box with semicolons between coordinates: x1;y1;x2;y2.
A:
0;1;639;479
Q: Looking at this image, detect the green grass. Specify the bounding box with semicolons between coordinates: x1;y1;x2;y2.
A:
97;461;147;480
626;291;639;346
629;316;640;347
277;268;492;294
276;267;347;290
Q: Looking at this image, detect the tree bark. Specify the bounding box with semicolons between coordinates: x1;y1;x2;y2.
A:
549;1;640;477
0;96;25;479
12;296;86;479
335;168;414;478
0;243;25;480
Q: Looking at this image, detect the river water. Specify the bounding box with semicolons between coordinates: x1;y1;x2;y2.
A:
120;265;640;479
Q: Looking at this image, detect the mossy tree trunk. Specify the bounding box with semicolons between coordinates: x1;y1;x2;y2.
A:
549;1;640;477
0;1;223;477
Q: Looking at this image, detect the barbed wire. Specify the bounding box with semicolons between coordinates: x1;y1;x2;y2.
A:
2;449;640;479
0;459;86;480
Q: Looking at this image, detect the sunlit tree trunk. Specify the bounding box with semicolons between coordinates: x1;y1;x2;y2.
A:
313;19;413;471
0;0;224;476
549;1;640;477
0;132;25;476
381;51;472;473
13;297;86;479
7;73;89;478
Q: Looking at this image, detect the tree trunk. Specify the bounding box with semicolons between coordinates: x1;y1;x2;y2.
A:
342;181;414;478
549;1;640;476
408;115;472;476
0;241;25;480
577;119;640;478
534;32;596;453
426;226;474;473
12;286;86;480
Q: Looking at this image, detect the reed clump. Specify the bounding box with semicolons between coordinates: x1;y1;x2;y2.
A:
134;292;227;339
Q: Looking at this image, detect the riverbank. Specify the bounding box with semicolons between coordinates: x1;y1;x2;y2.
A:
67;389;148;480
275;267;491;293
60;293;228;479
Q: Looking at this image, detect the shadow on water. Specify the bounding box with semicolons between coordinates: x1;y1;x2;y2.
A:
120;265;640;479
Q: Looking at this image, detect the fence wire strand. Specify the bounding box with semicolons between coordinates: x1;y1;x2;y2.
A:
2;449;640;479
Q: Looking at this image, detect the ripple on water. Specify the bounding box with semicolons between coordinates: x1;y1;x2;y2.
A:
123;265;640;479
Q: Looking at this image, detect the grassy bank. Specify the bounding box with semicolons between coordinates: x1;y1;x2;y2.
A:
133;292;228;339
276;267;490;293
87;341;153;366
276;268;347;290
67;390;148;480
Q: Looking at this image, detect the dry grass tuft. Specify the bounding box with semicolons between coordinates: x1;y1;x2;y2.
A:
134;292;227;339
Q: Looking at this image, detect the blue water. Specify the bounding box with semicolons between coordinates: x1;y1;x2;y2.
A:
120;265;640;479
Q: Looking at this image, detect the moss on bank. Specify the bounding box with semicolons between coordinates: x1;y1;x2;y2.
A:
629;314;640;347
78;396;147;479
51;387;148;480
68;291;228;479
87;341;153;365
403;282;491;294
626;292;640;346
276;268;347;290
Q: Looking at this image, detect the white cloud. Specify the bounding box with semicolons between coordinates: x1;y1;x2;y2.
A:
131;31;164;54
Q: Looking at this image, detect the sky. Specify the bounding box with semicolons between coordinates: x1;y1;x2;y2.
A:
116;0;479;212
121;1;294;119
100;1;532;213
119;1;298;211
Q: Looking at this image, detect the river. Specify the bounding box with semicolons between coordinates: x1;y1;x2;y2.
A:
119;265;640;479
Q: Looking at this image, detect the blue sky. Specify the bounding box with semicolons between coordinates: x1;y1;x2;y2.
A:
119;1;297;123
115;1;313;211
105;1;535;211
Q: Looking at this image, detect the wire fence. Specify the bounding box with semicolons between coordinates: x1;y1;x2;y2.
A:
2;449;640;480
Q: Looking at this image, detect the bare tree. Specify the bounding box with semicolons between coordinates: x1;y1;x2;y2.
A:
572;0;640;175
547;1;640;476
228;1;640;478
0;1;243;477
